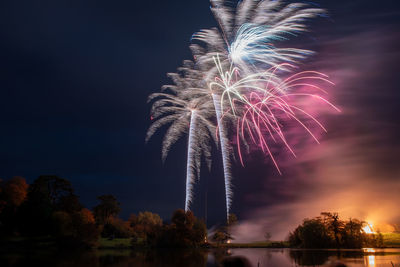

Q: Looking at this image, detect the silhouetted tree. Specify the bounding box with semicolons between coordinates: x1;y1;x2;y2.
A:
289;213;384;249
93;194;121;225
0;177;28;235
169;209;196;246
289;216;333;248
137;211;163;228
172;209;193;228
212;230;230;244
321;212;344;248
192;217;207;244
144;209;206;248
19;175;75;236
53;208;100;248
0;175;101;247
211;213;238;244
57;194;83;213
102;217;132;238
342;218;364;248
31;175;74;206
130;211;163;242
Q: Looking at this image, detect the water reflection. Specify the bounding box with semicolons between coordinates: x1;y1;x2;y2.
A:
0;248;399;267
0;249;208;267
364;248;376;267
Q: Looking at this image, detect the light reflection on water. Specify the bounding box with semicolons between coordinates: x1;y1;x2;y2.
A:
364;248;376;267
360;248;400;267
0;248;399;267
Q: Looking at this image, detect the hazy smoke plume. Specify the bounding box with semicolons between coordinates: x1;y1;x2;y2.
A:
232;27;400;241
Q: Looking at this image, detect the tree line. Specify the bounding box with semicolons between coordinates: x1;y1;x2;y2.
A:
1;176;391;249
0;175;206;248
288;212;384;248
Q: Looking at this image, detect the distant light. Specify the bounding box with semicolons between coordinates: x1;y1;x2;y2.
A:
362;222;375;234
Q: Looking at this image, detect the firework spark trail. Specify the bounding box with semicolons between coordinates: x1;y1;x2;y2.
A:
210;54;282;117
191;0;326;79
212;93;233;220
208;53;339;175
208;55;287;212
229;23;314;73
185;110;198;211
210;55;285;173
191;2;328;214
147;0;336;220
237;71;340;173
146;64;216;212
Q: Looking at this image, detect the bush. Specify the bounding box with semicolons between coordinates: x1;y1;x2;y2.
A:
129;211;162;243
102;217;133;238
133;209;207;248
290;218;334;248
53;208;100;248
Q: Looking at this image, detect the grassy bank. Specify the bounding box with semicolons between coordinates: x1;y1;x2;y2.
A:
99;238;133;249
382;233;400;247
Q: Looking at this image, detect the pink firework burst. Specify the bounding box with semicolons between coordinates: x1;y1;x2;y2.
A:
237;69;340;173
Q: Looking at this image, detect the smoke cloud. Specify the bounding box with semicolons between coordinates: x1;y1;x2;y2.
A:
232;27;400;241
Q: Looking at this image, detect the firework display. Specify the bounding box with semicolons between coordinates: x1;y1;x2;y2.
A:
147;0;337;220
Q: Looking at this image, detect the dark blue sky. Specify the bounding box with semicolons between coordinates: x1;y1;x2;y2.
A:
0;0;399;227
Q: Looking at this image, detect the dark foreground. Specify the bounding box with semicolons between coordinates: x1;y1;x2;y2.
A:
1;248;399;267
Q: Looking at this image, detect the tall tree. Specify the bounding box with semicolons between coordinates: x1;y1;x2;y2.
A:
19;175;75;236
93;195;121;224
52;208;100;248
28;175;74;207
321;212;344;248
169;209;206;247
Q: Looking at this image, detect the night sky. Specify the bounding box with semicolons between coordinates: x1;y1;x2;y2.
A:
1;0;399;240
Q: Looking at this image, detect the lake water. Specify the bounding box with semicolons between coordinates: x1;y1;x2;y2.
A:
1;248;399;266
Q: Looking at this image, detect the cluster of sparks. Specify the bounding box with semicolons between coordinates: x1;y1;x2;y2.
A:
146;0;339;221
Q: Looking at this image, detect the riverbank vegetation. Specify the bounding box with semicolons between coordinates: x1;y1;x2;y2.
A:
1;176;399;250
0;176;206;249
288;212;391;248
